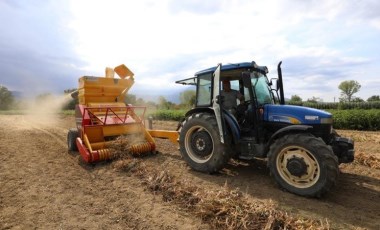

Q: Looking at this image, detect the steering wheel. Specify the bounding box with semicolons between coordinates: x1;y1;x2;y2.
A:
236;103;248;116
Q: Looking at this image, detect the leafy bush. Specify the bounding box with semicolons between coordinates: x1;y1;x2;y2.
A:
288;101;380;110
0;110;26;115
150;110;186;121
148;108;380;131
61;110;75;116
0;86;14;110
330;109;380;131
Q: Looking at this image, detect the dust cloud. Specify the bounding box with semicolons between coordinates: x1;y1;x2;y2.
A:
24;93;73;126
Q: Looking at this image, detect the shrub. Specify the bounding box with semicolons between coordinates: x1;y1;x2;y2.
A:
287;101;380;110
151;110;186;121
330;109;380;131
149;108;380;131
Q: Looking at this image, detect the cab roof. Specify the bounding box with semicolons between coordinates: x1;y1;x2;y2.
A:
175;61;268;85
194;61;268;76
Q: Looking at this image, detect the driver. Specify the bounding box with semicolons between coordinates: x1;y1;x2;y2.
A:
221;80;244;115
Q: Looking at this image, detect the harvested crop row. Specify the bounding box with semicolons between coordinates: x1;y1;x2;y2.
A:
116;158;329;229
354;153;380;169
108;136;329;230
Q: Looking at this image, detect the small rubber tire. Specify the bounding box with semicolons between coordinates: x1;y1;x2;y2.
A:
268;133;339;198
67;128;79;151
179;113;231;173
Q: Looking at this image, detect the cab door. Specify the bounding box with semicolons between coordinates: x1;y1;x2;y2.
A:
212;64;226;143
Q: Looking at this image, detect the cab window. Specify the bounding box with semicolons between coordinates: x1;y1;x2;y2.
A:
196;73;212;106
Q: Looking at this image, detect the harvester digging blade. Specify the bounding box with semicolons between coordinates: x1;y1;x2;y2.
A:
129;142;155;155
106;135;155;159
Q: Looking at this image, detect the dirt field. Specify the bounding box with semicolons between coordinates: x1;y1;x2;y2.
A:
0;114;379;229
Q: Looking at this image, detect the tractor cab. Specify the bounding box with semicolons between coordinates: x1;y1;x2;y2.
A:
176;62;275;109
176;62;276;139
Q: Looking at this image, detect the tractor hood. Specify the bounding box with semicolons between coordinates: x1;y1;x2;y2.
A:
263;104;332;125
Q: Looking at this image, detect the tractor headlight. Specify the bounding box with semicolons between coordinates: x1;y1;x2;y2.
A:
321;118;333;124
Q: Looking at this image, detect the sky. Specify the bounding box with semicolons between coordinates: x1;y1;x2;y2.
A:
0;0;379;102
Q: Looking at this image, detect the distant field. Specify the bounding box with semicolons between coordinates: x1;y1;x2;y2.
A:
2;108;380;131
0;110;75;115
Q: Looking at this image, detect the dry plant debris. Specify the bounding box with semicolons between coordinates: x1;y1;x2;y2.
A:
108;136;330;229
114;164;327;228
337;130;380;143
354;152;380;169
108;134;148;156
134;165;329;230
107;135;152;172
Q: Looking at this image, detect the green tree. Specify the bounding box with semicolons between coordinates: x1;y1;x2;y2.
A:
64;88;77;94
145;100;157;108
367;95;380;102
351;97;364;102
289;95;302;103
125;94;136;105
158;96;169;109
338;80;361;102
135;98;145;106
307;96;322;103
180;90;196;107
63;88;78;110
158;96;167;108
0;86;14;110
158;96;175;109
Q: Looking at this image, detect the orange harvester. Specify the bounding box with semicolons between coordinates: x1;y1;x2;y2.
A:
72;65;157;163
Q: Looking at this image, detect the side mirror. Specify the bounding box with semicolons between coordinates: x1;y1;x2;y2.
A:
276;79;280;91
269;78;278;89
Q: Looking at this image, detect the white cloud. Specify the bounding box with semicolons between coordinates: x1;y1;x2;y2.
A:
0;0;379;102
63;0;380;101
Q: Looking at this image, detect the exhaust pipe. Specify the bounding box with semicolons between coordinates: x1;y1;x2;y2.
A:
277;61;285;105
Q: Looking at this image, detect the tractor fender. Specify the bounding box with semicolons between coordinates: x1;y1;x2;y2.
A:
181;107;214;131
266;125;313;152
184;107;214;118
183;108;240;144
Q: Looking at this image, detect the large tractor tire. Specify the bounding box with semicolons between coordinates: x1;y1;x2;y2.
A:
67;128;79;151
268;133;339;197
179;113;231;173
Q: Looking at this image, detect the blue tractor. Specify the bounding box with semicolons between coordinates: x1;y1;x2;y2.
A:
176;61;354;197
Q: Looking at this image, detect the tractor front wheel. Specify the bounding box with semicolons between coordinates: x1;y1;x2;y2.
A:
268;133;339;197
179;113;231;173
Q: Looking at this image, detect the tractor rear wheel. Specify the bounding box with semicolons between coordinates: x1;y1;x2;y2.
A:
179;113;231;173
67;128;78;151
268;133;339;197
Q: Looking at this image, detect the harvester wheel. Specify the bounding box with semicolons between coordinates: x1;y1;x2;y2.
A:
268;133;339;198
67;128;78;151
179;113;231;173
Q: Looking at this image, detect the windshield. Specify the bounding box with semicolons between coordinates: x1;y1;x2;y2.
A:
250;72;274;105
